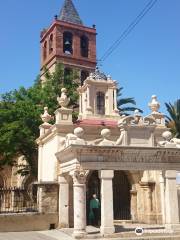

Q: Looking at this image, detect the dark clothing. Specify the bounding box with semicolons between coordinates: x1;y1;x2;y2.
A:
92;208;99;226
89;198;100;226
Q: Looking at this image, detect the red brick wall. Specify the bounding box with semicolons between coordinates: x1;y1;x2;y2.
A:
40;20;96;73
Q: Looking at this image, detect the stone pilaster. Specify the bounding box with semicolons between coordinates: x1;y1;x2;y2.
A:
99;170;115;236
139;181;155;223
58;176;69;228
159;171;165;224
70;169;89;239
165;170;180;231
130;189;138;222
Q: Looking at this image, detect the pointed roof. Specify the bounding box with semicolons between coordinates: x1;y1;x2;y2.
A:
58;0;83;25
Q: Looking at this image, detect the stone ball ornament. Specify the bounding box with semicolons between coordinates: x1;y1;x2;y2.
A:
101;129;111;139
74;127;84;138
162;131;172;141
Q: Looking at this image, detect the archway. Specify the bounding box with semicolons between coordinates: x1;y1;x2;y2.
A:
86;171;100;225
113;171;131;220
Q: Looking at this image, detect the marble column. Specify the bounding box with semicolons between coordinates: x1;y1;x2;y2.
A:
165;170;180;231
58;176;69;228
99;170;115;236
70;170;89;239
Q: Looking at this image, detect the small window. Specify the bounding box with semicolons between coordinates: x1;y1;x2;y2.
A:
81;35;89;58
49;34;53;54
63;32;73;55
64;68;73;84
96;91;105;115
43;41;47;60
81;71;89;85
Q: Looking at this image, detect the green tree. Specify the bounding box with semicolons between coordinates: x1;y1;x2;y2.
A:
117;87;142;115
165;99;180;138
0;64;78;176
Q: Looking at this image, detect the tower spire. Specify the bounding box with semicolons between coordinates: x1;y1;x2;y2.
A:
59;0;83;25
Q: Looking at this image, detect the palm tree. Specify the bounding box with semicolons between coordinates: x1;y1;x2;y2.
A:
117;87;143;115
165;99;180;138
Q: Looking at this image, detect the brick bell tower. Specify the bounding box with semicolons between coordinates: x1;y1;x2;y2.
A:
40;0;97;84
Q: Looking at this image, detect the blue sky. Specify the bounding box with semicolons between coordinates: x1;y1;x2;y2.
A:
0;0;179;114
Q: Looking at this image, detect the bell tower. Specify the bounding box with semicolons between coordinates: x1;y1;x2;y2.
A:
40;0;97;84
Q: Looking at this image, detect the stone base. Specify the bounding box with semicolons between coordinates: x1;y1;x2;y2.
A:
73;230;86;239
165;224;180;232
100;226;115;235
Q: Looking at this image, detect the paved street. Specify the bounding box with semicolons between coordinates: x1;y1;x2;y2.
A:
1;229;180;240
0;230;73;240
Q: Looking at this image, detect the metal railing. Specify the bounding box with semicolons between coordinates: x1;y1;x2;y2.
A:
0;187;37;214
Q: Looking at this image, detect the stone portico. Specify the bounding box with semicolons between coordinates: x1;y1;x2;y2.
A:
36;69;180;238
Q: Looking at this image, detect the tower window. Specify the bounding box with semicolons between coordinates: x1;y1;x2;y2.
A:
49;34;53;54
81;71;89;85
63;32;73;55
43;41;47;60
96;91;105;115
81;35;89;58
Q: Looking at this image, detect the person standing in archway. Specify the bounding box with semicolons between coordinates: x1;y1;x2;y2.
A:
89;194;100;227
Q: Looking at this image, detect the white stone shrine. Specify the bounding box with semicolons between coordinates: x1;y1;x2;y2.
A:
36;68;180;238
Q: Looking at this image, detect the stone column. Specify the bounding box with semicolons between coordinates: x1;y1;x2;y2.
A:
99;170;115;236
165;170;180;231
70;169;89;239
159;171;165;224
58;176;69;228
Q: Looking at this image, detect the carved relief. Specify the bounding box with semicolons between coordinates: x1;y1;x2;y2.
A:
70;168;89;184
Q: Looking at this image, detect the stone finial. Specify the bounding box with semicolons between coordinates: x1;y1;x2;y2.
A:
134;109;141;117
148;95;160;113
74;127;84;138
162;131;172;141
41;107;53;124
101;129;111;139
133;109;142;124
107;75;112;81
158;131;177;148
57;88;70;109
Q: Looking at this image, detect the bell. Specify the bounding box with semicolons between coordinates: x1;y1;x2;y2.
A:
65;40;70;45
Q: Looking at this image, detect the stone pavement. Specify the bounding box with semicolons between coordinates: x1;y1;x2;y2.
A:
0;230;73;240
1;226;180;240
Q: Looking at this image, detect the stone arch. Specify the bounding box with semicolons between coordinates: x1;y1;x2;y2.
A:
63;31;73;55
80;35;89;58
113;170;131;220
86;170;101;225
